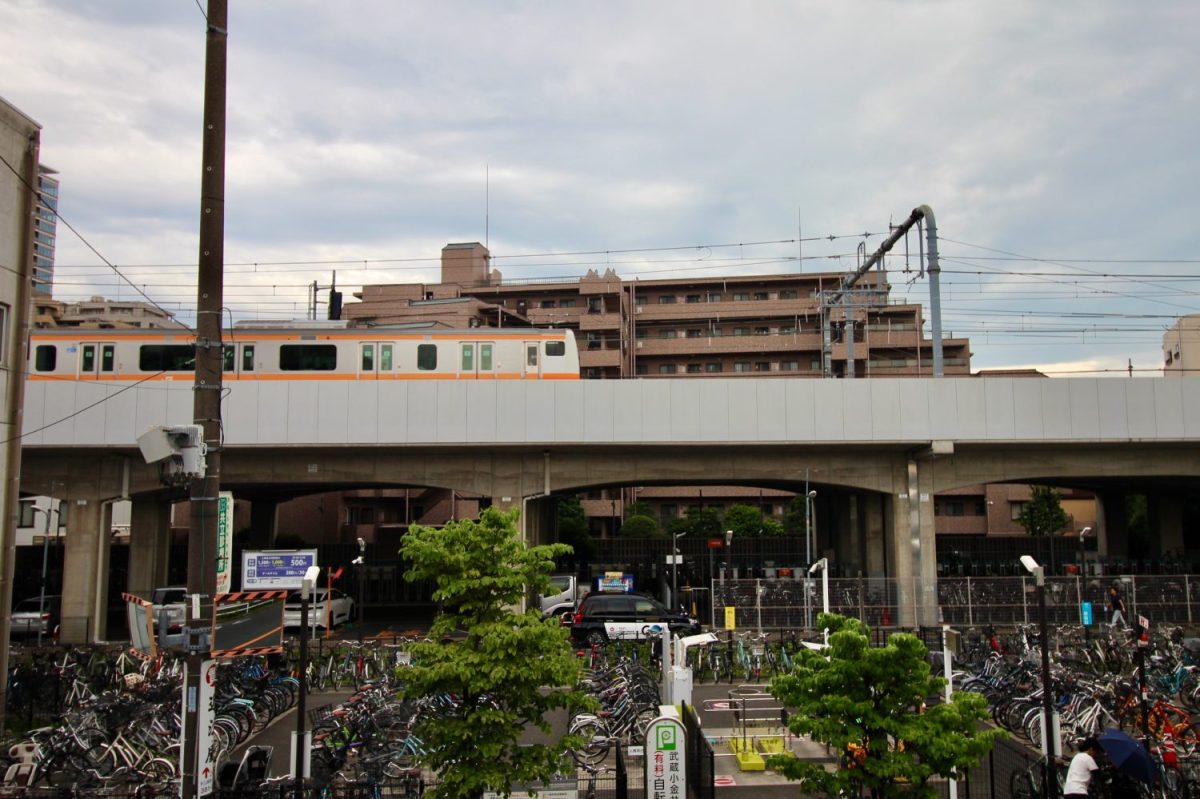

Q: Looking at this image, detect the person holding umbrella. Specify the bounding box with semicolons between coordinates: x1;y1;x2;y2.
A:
1063;738;1103;798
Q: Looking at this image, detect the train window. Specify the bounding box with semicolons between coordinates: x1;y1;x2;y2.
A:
526;345;538;367
100;344;115;372
380;344;393;371
34;345;56;372
480;344;492;371
81;344;95;372
361;344;375;372
461;344;473;371
223;345;235;372
280;344;337;371
139;345;194;372
417;344;437;371
242;345;255;372
546;341;565;357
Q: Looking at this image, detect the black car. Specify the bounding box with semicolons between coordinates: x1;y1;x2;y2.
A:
569;592;701;646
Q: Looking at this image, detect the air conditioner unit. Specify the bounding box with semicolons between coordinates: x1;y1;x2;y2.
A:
635;307;642;314
636;341;643;349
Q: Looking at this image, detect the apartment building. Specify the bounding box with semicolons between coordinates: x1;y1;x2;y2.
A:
1164;315;1200;377
345;242;973;379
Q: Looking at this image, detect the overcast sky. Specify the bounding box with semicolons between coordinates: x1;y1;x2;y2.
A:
3;1;1198;375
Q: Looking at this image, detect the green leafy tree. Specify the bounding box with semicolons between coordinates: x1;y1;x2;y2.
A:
625;499;655;519
667;505;723;538
399;507;595;799
555;494;595;563
761;516;785;537
1017;485;1069;538
769;613;1003;798
782;494;810;538
724;503;768;538
619;513;662;537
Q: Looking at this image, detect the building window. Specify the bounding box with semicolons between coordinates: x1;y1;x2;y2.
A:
560;299;577;308
635;296;647;305
733;292;750;301
733;327;749;337
635;329;648;339
686;294;702;304
754;292;769;301
755;327;769;336
588;297;603;313
587;333;601;351
1010;502;1025;521
734;362;751;372
541;300;556;309
707;293;722;302
706;363;722;373
686;363;702;373
779;290;798;300
781;324;796;334
660;330;677;339
686;329;702;338
635;364;648;375
18;499;35;528
709;327;723;337
781;361;798;371
659;364;677;375
755;361;770;372
658;295;676;304
584;368;601;379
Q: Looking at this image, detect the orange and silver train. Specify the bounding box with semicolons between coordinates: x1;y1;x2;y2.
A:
26;323;581;382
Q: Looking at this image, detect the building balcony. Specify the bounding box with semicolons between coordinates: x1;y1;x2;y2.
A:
632;298;820;323
579;348;622;368
578;312;623;331
634;332;823;356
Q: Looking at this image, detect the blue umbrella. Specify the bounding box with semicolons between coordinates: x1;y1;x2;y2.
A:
1097;728;1157;786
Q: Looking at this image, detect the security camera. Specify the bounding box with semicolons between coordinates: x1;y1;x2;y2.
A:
137;424;207;483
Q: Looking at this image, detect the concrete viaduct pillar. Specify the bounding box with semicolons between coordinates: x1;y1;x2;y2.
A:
60;498;113;643
126;496;172;600
890;458;939;627
250;498;279;547
1151;491;1185;558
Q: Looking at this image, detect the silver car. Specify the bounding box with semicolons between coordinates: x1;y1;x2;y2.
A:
10;595;60;639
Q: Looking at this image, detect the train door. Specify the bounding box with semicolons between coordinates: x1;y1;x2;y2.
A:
523;341;541;379
459;342;496;379
223;343;256;377
359;342;394;379
78;341;116;380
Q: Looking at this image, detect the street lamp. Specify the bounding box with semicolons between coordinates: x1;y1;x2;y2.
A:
1021;555;1057;799
805;491;817;628
1077;526;1092;577
672;532;686;611
353;538;366;627
32;500;59;647
294;564;321;798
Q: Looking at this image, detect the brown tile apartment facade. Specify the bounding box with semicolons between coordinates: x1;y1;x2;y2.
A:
345;242;973;380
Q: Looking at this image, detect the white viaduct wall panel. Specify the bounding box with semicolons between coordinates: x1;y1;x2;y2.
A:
1119;380;1157;439
725;381;759;442
1183;381;1200;438
345;383;380;444
406;383;439;444
610;381;645;442
983;380;1017;440
316;382;350;444
754;380;788;442
782;381;817;441
552;382;585;443
1066;380;1102;440
376;383;409;444
811;382;847;441
667;380;702;441
20;376;1200;448
579;381;615;443
1152;380;1186;440
464;382;499;443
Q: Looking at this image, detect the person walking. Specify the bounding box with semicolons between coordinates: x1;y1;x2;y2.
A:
1108;585;1128;628
1063;737;1103;798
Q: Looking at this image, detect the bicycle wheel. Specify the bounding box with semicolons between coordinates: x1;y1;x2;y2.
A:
1009;768;1038;799
568;716;611;767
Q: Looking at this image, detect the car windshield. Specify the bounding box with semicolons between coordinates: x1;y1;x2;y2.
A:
286;590;327;604
14;598;44;613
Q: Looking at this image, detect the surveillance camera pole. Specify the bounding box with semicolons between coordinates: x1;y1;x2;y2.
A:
182;4;227;798
1023;556;1057;799
34;501;57;647
672;532;686;611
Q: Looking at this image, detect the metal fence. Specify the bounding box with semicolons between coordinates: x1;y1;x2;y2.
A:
713;573;1200;631
681;701;714;799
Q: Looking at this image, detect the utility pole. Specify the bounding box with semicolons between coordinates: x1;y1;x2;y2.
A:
182;2;227;797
